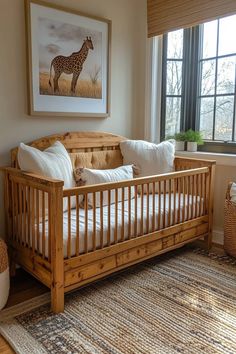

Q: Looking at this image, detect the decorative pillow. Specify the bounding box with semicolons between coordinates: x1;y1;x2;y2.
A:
74;165;134;208
120;140;175;177
18;141;78;210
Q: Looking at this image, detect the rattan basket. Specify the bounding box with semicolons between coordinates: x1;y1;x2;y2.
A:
0;238;9;310
224;182;236;258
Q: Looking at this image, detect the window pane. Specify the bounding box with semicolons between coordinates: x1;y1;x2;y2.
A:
217;56;236;94
200;60;215;96
165;97;181;137
199;97;214;139
167;29;183;59
166;61;182;95
219;15;236;56
215;96;234;141
202;20;217;59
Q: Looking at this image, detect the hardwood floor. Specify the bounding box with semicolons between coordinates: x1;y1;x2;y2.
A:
0;269;48;354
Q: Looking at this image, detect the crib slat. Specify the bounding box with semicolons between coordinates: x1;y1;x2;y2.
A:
107;190;111;246
115;189;118;244
76;195;80;256
173;178;176;225
141;184;144;235
35;190;39;253
134;185;138;237
31;188;35;255
93;192;96;251
67;196;71;258
121;188;125;241
15;183;19;242
200;174;203;217
146;183;150;233
11;182;16;241
100;191;104;249
182;177;186;222
19;184;22;244
158;181;161;230
187;176;190;220
199;174;202;216
194;175;197;219
196;174;199;217
23;186;27;246
201;174;204;215
168;179;171;227
177;178;181;223
163;180;166;228
152;182;155;232
128;186;131;238
27;185;31;248
205;172;210;214
203;173;207;214
84;194;88;253
48;192;51;262
191;175;194;219
42;192;46;258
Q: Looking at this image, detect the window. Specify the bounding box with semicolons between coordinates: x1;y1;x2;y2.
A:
161;14;236;152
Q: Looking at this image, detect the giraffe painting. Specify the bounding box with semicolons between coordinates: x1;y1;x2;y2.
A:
49;36;94;95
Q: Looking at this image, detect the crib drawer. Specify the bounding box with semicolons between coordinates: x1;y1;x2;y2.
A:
175;223;208;244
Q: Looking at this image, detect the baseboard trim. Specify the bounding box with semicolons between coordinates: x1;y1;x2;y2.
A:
212;229;224;246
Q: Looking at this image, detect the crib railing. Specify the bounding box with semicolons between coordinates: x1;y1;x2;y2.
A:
4;167;63;286
63;167;210;259
4;165;212;266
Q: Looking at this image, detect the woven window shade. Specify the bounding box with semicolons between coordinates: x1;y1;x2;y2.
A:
147;0;236;37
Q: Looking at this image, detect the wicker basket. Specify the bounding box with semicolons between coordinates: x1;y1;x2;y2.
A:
0;238;9;310
224;182;236;258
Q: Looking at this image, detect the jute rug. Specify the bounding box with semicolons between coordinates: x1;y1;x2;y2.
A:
0;248;236;354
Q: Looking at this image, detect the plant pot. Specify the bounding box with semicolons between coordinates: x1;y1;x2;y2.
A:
175;141;185;151
187;142;197;152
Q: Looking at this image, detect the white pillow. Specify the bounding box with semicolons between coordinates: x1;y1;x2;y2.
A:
79;165;134;208
120;140;175;177
18;141;77;210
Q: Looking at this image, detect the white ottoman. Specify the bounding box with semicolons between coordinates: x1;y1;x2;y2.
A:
0;239;10;310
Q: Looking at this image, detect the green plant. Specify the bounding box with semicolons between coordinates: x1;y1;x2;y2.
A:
184;129;203;145
166;132;186;141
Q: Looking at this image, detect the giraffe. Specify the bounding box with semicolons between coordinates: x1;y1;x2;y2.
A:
49;36;94;94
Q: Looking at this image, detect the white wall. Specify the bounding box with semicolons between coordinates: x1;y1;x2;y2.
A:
0;0;147;234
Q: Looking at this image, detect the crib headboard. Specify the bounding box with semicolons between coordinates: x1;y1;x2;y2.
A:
11;131;127;169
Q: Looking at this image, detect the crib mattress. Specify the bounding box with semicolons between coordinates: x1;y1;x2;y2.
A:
37;193;202;258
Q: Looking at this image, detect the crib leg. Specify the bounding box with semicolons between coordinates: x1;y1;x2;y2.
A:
51;285;64;313
204;233;212;251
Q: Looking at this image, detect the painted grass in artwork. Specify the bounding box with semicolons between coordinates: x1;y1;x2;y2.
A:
39;72;102;99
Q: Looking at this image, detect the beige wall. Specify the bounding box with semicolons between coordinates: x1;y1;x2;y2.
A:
0;0;147;234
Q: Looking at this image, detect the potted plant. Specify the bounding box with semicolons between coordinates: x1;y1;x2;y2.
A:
167;132;186;151
185;129;203;152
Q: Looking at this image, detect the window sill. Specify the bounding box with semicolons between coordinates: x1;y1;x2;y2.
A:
175;150;236;166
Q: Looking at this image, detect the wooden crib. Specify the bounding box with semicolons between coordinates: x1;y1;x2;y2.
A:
3;132;215;313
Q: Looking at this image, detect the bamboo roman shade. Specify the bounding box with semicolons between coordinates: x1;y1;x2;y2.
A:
147;0;236;37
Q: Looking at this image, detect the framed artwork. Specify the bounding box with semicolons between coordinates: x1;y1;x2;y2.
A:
25;0;111;117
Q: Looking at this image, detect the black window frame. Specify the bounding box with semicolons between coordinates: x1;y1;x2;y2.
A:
160;18;236;154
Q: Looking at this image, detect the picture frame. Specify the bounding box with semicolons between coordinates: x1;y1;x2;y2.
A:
25;0;111;117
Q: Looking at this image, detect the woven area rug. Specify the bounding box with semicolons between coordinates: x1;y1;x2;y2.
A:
0;248;236;354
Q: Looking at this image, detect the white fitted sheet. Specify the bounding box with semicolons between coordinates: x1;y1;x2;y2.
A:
37;193;202;258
